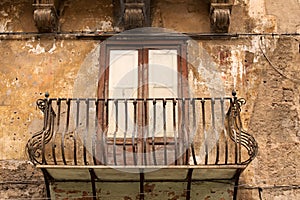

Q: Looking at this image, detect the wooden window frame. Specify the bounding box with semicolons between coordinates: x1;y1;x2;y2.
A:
97;38;189;165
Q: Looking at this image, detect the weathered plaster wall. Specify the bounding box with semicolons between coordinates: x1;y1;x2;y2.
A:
1;0;300;199
265;0;300;33
0;160;45;199
151;0;210;32
239;37;300;200
0;39;98;160
189;35;300;199
50;181;234;200
0;0;35;32
0;38;98;198
240;0;300;33
59;0;114;32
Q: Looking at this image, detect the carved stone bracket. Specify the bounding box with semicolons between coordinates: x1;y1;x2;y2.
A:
33;0;61;33
210;1;233;33
120;0;151;30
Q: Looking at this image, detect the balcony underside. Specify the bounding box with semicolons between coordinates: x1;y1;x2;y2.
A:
40;165;245;200
39;164;245;181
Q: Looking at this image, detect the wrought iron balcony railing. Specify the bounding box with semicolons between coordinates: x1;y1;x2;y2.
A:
27;92;257;167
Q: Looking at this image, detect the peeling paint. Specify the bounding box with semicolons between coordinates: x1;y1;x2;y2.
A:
60;40;64;48
28;43;45;54
0;10;9;17
96;20;113;32
48;42;57;54
23;40;57;55
230;50;245;88
0;19;11;32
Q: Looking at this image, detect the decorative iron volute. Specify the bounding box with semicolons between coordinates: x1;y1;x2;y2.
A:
27;92;54;165
36;92;50;112
209;0;233;33
33;0;62;32
228;90;258;164
231;90;246;113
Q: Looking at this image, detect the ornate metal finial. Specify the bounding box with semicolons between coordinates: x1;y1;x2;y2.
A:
232;90;237;97
45;92;50;98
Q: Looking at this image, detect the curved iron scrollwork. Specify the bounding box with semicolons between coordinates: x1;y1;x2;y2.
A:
27;98;56;165
226;93;258;165
27;93;258;166
36;99;48;112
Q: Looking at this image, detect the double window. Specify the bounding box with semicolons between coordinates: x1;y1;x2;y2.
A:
98;39;188;165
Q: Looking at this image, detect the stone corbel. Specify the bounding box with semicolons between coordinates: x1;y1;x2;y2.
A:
120;0;151;30
33;0;61;33
210;1;233;33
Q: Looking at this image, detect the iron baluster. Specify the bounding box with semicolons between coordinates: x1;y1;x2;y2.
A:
163;99;167;165
113;100;118;166
74;99;80;165
52;99;61;165
143;99;148;166
181;98;186;165
211;98;219;165
132;100;137;165
61;99;71;165
92;99;98;165
185;98;190;165
191;98;197;165
84;99;89;165
201;98;208;165
123;99;128;166
152;99;157;165
102;99;108;165
173;99;178;165
220;97;228;164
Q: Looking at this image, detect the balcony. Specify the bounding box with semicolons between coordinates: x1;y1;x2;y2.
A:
26;92;257;200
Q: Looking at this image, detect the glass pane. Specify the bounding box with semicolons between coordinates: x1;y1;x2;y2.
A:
148;50;178;137
108;50;138;137
109;50;138;98
148;49;178;97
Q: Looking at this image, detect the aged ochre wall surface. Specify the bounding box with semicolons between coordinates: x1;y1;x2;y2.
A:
0;0;299;199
